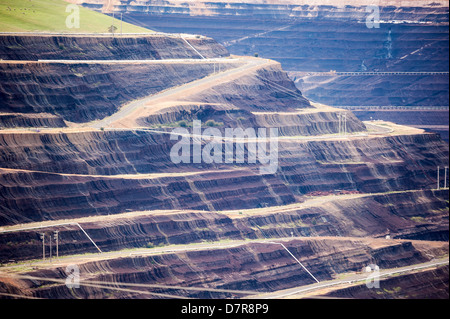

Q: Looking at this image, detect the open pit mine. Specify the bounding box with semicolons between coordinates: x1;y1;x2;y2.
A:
0;0;448;302
89;0;449;142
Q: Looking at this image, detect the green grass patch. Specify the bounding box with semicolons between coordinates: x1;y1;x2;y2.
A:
204;119;224;127
410;216;427;223
0;0;152;33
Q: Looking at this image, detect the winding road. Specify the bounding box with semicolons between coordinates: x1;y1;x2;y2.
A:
249;258;449;299
87;56;270;129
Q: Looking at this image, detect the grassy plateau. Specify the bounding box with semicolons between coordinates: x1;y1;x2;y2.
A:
0;0;152;33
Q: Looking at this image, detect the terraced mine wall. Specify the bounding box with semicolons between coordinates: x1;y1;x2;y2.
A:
108;3;449;139
139;103;364;137
0;189;447;262
0;129;447;226
112;8;449;73
0;113;66;128
350;109;450;142
0;35;229;61
294;74;450;107
0;61;240;123
141;105;364;136
182;63;311;111
0;30;448;299
1;238;445;299
323;265;449;299
87;2;449;24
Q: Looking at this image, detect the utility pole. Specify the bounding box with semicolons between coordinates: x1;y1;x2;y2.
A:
437;166;440;190
445;166;448;189
338;112;342;135
54;231;59;259
120;13;123;35
49;233;52;261
40;233;45;261
343;113;347;136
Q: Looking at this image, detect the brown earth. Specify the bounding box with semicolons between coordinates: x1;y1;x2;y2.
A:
0;31;448;299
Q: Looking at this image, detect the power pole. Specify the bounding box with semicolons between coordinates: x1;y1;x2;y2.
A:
120;13;123;35
54;231;59;259
445;166;448;189
49;233;52;261
338;113;342;135
343;113;347;136
40;233;45;261
437;166;440;190
338;113;347;136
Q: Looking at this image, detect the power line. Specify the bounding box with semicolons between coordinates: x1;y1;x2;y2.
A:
54;231;59;259
437;166;440;190
257;241;320;284
1;222;102;254
256;75;305;100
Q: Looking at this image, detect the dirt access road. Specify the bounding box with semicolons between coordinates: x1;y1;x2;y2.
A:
87;56;271;129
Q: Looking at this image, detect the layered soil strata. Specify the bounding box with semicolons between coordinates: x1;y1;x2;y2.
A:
0;27;448;299
0;62;240;123
0;190;447;262
0;237;447;299
103;3;449;140
0;35;229;61
321;265;449;299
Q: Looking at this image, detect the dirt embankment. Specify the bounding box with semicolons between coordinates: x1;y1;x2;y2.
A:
0;35;229;61
0;62;238;123
0;237;447;299
0;189;447;262
87;1;449;22
321;265;449;299
0;130;447;225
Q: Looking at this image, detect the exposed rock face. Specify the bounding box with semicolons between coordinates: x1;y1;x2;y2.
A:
0;62;238;123
0;189;447;263
252;110;365;136
0;113;66;128
183;64;311;111
101;2;449;140
0;166;296;225
0;129;447;227
139;104;364;137
293;73;449;107
83;1;449;23
1;238;446;299
278;133;448;195
351;109;450;142
322;265;449;299
104;7;449;73
0;35;229;61
0;28;448;300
